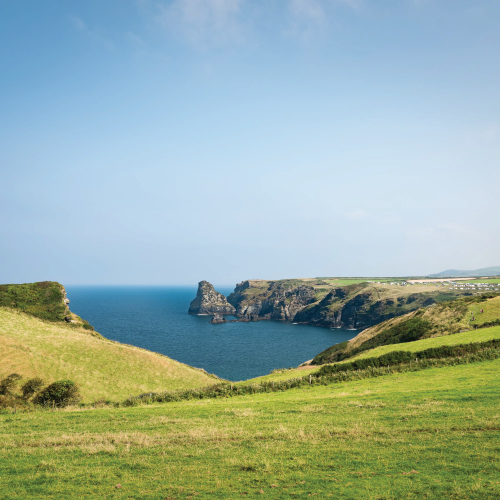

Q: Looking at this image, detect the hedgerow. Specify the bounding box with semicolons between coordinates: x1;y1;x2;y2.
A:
123;339;500;408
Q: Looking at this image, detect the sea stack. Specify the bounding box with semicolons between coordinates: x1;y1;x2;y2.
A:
210;313;227;324
188;281;236;315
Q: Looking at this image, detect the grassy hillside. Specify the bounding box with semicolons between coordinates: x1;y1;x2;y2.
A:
1;358;499;499
313;294;500;364
349;325;500;361
0;308;217;403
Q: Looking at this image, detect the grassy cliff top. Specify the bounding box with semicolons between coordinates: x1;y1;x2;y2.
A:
0;281;71;322
0;307;218;403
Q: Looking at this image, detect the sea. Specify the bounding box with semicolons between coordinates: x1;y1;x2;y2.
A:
65;286;357;382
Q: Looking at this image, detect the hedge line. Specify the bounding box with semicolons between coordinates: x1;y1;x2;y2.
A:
124;341;500;407
317;338;500;375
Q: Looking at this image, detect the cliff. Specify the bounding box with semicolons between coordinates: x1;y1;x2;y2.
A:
225;279;455;329
228;280;318;321
188;281;236;315
293;284;438;329
0;281;94;330
190;277;477;330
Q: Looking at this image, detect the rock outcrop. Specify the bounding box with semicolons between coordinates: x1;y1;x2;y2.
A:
210;313;227;324
188;281;236;315
228;281;316;321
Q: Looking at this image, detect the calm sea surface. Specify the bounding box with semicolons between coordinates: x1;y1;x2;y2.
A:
66;286;357;381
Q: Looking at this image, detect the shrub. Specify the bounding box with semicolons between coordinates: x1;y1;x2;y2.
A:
21;377;45;399
0;374;22;395
33;380;81;407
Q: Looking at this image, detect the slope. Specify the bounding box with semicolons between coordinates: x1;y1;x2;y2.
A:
313;294;500;364
1;358;499;499
0;308;217;403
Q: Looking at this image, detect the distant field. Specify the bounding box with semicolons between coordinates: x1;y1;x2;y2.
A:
468;296;500;325
323;279;370;286
465;279;500;284
322;278;407;286
0;308;216;402
1;359;499;499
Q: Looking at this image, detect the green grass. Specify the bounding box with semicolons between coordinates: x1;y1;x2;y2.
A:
237;366;321;385
464;279;500;284
323;279;370;286
1;359;499;499
468;296;500;325
0;308;217;403
349;325;500;360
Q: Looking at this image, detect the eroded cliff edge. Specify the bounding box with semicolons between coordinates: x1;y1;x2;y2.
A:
190;278;470;330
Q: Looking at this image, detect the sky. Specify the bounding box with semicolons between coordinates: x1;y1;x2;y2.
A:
1;0;499;286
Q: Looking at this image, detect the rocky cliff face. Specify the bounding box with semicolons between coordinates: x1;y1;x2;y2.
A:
228;281;316;321
192;278;467;330
188;281;236;315
294;286;438;329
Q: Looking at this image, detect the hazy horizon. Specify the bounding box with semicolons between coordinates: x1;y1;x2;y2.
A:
2;1;499;285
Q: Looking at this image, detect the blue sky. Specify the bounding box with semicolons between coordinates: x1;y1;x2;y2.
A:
1;0;499;285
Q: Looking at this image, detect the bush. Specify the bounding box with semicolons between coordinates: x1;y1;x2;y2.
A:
0;374;22;395
33;380;81;407
21;377;45;399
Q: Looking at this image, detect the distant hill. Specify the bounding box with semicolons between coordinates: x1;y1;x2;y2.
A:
428;266;500;278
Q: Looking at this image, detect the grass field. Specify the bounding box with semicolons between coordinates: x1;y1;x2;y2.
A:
464;279;500;284
468;296;500;325
349;325;500;360
1;359;499;499
0;308;217;403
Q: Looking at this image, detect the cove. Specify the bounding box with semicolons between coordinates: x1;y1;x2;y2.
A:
66;286;358;381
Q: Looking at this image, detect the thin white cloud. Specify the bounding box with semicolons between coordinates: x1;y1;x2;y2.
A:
155;0;246;46
286;0;326;41
70;15;114;50
286;0;361;41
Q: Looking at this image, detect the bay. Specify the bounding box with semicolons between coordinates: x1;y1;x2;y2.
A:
65;285;357;381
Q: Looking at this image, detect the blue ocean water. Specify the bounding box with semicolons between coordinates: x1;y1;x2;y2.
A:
65;286;357;381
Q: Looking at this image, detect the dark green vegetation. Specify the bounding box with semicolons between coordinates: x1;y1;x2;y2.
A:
1;358;499;499
0;281;92;328
0;373;81;410
313;294;500;364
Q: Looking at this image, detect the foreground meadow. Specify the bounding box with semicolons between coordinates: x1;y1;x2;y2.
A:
1;359;499;499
